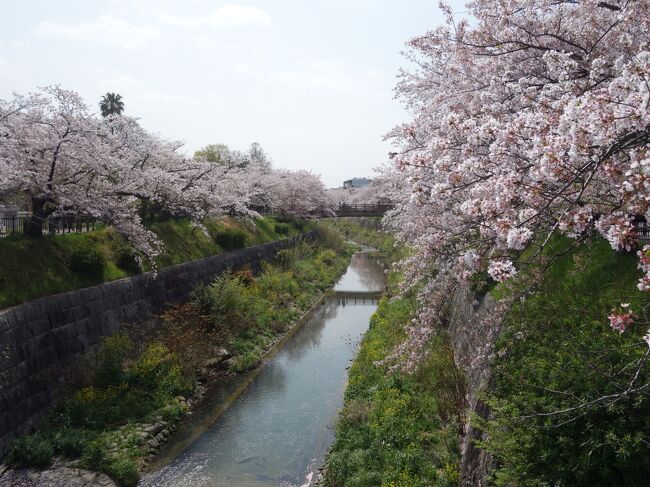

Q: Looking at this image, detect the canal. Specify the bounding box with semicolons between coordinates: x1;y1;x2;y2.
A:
139;249;386;487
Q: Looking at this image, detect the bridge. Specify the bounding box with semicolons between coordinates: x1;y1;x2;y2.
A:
334;204;394;217
330;290;385;306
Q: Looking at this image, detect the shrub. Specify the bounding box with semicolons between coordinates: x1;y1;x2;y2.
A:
227;349;262;372
191;284;213;315
95;334;132;386
114;247;141;274
215;230;246;250
193;272;258;331
160;400;185;422
315;226;345;252
68;385;125;427
128;343;187;396
274;223;291;235
51;428;92;457
81;437;108;469
483;237;650;486
69;247;105;279
6;434;54;468
468;270;492;295
276;242;315;269
104;458;140;487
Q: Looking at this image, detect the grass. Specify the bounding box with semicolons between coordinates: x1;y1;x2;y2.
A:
324;294;463;487
323;216;460;487
0;216;310;309
174;227;352;375
479;235;650;486
5;226;351;486
6;335;192;487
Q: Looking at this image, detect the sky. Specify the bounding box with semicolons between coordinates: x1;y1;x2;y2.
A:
0;0;465;187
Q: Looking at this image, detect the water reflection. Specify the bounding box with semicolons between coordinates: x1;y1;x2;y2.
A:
333;251;385;293
140;253;385;487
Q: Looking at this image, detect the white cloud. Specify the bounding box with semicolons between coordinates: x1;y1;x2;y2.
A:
160;5;271;29
270;61;353;93
0;40;29;49
95;75;148;94
34;15;162;48
0;57;11;69
31;5;270;50
131;92;200;106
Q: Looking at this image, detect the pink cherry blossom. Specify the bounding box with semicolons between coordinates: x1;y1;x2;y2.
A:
381;0;650;362
0;87;333;265
488;260;517;282
608;307;636;334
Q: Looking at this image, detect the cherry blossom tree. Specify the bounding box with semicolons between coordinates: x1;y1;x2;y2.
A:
253;168;334;218
386;0;650;346
327;174;394;206
0;86;334;264
0;87;252;262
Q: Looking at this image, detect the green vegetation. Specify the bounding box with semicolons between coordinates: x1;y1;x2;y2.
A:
325;293;462;487
325;217;401;258
184;228;350;374
6;335;191;486
6;226;350;486
481;236;650;486
0;216;309;309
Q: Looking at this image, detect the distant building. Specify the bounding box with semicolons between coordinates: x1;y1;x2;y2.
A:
343;177;371;189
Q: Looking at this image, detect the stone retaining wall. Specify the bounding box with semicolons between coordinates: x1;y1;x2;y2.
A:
0;231;316;458
446;285;499;487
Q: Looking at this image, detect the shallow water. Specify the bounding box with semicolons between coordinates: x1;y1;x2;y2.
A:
139;251;385;487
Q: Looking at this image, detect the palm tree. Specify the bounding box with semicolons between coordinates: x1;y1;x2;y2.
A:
99;92;124;117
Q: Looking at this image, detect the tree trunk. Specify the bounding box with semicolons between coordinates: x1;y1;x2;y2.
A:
25;197;48;238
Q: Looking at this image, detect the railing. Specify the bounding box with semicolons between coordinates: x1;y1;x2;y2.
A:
635;220;650;244
334;203;394;217
0;215;97;238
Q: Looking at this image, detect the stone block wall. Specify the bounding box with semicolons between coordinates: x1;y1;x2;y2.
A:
0;231;316;458
446;285;500;487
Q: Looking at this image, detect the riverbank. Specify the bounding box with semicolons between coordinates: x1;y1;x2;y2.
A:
320;292;463;487
0;216;309;309
139;248;386;486
1;227;352;487
318;220;463;487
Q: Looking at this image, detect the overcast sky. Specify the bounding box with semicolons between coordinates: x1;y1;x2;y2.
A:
0;0;465;187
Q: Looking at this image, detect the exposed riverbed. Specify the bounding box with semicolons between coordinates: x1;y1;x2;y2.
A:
138;249;386;487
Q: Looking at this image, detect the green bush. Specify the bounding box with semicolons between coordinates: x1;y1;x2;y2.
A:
274;223;291;235
51;428;92;457
276;241;316;269
468;270;492;295
482;237;650;486
128;343;188;396
193;273;259;331
115;248;141;274
95;334;132;386
215;230;246;250
69;247;105;279
104;458;140;487
81;437;108;470
6;434;54;468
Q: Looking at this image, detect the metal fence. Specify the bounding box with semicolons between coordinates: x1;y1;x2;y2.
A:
334;203;394;217
0;215;97;238
635;220;650;244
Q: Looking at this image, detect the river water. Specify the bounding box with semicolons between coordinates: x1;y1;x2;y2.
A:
139;249;386;487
